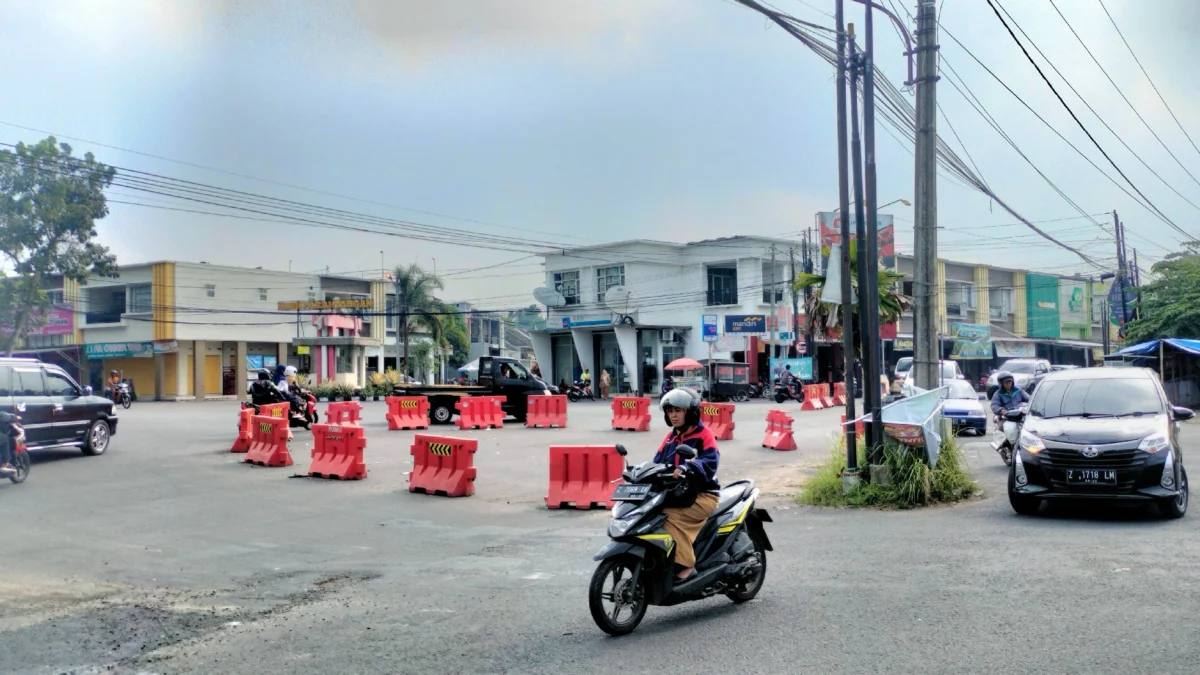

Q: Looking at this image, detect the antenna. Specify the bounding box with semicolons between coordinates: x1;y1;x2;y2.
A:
603;286;638;323
533;287;567;308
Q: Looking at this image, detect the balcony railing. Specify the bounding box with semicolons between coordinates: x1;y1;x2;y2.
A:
707;289;739;306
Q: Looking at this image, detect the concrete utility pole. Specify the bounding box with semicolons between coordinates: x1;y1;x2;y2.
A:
790;247;800;358
863;1;885;448
768;244;778;362
1113;211;1129;337
849;28;875;440
912;0;940;390
836;0;859;483
802;228;814;360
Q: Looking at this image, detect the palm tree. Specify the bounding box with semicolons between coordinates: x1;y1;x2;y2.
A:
793;239;911;351
389;263;444;376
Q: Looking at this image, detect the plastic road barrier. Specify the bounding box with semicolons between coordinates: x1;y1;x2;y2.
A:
308;423;367;480
244;415;293;467
257;402;294;439
818;383;835;408
324;401;363;426
409;434;477;497
841;414;865;437
545;446;625;509
800;385;825;411
231;407;254;453
700;402;735;441
761;409;798;451
526;395;568;428
386;396;430;430
455;396;505;430
833;382;848;406
611;396;652;432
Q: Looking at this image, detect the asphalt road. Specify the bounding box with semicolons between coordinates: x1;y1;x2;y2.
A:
3;398;1199;675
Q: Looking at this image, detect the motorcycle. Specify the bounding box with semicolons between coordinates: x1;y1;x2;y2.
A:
5;417;29;485
748;379;771;400
566;381;595;403
243;388;317;430
110;380;133;409
589;444;772;636
989;407;1025;467
772;380;805;404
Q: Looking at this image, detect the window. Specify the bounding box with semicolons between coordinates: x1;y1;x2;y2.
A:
44;372;79;397
259;288;268;301
761;262;783;303
205;284;216;298
902;281;914;297
336;347;354;374
128;284;152;313
990;288;1013;317
0;366;11;396
13;369;45;397
46;290;64;305
553;270;580;306
947;282;974;308
385;296;396;329
596;265;625;302
707;266;738;306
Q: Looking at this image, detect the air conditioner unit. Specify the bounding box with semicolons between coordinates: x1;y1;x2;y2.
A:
660;329;674;342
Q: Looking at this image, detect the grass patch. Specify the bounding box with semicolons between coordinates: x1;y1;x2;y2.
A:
796;433;977;509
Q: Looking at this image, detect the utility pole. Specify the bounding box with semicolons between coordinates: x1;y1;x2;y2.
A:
1131;247;1142;321
769;244;778;363
912;0;940;390
849;28;875;443
862;0;884;449
790;247;800;358
1113;211;1129;338
802;229;815;362
836;0;858;485
1101;299;1111;356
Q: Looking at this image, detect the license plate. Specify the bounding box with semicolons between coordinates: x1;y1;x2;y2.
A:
611;483;650;501
1065;469;1117;485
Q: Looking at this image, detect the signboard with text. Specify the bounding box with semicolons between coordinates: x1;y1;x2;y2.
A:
770;357;814;382
702;315;719;343
724;315;766;334
277;298;373;312
817;210;898;339
84;342;153;359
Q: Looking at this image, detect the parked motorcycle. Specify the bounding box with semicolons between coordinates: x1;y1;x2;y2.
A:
566;381;595;403
4;416;29;484
772;381;804;404
589;445;772;636
748;379;771;400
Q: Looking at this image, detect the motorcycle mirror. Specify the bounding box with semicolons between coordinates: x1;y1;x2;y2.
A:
615;445;627;457
676;446;697;460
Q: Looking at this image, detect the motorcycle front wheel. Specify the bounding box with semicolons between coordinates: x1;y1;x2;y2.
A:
567;392;580;403
774;392;787;404
589;557;647;636
120;393;132;409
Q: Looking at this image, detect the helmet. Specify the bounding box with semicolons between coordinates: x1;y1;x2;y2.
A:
257;369;271;380
996;370;1014;386
285;365;297;377
110;370;118;376
660;387;701;428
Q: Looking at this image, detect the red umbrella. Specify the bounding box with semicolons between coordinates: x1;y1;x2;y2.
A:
665;357;703;371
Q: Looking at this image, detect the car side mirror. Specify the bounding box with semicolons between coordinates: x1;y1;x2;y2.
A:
676;446;697;460
83;386;93;396
1004;409;1025;422
615;445;627;457
1172;406;1195;421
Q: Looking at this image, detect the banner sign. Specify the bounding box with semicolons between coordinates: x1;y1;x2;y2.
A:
277;298;373;312
0;303;74;337
893;338;914;351
715;334;746;352
724;315;766;334
702;314;719;343
995;341;1036;358
950;339;993;360
817;210;898;339
84;341;153;359
152;339;179;354
770;357;814;382
950;322;990;340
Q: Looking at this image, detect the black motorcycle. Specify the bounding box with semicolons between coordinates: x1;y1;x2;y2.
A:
772;380;804;404
566;381;595;403
589;445;772;636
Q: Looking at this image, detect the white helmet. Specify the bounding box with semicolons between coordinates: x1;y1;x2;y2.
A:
660;387;699;411
285;365;297;377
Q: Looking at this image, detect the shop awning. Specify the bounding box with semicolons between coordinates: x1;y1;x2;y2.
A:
1118;338;1200;357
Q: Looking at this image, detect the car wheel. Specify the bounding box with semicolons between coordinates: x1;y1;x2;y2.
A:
82;419;111;456
430;403;454;425
1008;466;1039;515
1159;466;1188;519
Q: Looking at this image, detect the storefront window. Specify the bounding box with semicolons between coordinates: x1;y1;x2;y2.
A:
552;335;577;387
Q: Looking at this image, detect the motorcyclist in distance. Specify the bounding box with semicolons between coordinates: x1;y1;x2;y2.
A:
247;369;284;406
990;370;1029;449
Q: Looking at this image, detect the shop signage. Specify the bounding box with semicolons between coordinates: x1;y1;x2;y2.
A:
770;357;814;382
995;341;1036;358
950;322;990;340
562;317;609;329
724;315;766;334
277;298;373;312
950;340;993;360
893;338;914;352
702;315;719;343
246;355;279;370
84;341;153;359
1036;301;1056;309
715;334;746;352
152;339;179;354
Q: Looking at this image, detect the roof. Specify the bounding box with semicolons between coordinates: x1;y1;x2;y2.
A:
1119;338;1200;357
539;235;801;258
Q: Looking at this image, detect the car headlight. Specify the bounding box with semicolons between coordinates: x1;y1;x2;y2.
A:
1018;429;1044;455
1138;432;1170;454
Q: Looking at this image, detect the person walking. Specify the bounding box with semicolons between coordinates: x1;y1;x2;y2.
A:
599;368;612;400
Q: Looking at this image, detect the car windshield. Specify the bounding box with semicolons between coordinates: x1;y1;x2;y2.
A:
1030;378;1165;418
945;381;976;399
895;358;912;372
1001;361;1038;375
940;363;958;379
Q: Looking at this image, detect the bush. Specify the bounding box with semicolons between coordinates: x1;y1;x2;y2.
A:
796;433;976;509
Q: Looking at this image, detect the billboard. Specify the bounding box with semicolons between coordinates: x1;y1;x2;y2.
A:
770;357;814;381
949;322;992;360
817;211;897;339
724;315;766;334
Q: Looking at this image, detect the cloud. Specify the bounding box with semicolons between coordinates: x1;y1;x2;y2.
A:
35;0;243;53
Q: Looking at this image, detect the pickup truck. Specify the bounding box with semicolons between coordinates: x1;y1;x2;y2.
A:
391;356;557;425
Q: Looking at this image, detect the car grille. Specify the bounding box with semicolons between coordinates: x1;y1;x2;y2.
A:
1039;446;1146;493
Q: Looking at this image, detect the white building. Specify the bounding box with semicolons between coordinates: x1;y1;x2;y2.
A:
531;237;799;394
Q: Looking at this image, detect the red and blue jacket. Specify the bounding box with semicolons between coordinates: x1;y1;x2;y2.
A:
653;423;721;492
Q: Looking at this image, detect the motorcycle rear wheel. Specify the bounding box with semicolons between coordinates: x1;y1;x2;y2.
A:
774;392;786;404
589;557;647;636
9;452;30;484
726;531;767;603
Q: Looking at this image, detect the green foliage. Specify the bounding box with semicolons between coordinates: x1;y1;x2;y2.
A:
310;382;334;400
389;263;444;375
511;304;547;331
435;302;470;367
796;433;976;508
1123;254;1200;343
0;137;118;354
792;239;911;352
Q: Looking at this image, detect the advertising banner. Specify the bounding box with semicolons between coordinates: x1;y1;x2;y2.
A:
84;342;153;359
817;211;898;339
724;315;766;334
1059;279;1087;326
949;322;991;360
995;341;1036;358
702;314;719;343
0;303;74;337
770;357;814;381
715;334;746;352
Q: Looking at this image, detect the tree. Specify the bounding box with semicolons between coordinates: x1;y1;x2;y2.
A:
512;304;546;331
435;302;470;367
792;239;911;351
0;137;117;355
388;263;443;376
1122;254;1200;343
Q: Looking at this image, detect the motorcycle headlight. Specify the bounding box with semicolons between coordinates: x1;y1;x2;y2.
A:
1018;429;1044;455
1138;432;1170;454
608;517;636;538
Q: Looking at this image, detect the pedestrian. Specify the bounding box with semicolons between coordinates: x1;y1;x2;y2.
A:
600;368;612;399
531;361;542;378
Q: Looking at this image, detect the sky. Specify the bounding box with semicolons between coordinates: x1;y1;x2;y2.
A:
1;0;1198;311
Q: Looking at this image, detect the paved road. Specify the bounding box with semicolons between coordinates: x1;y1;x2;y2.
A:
3;399;1199;674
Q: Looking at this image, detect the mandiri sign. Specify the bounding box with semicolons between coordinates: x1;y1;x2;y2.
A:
724;315;766;334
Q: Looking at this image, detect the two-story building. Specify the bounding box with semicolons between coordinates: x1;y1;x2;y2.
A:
531;236;799;394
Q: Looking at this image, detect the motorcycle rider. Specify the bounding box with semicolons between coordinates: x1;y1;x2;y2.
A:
990;370;1029;449
105;370;121;399
654;388;720;581
247;368;285;406
0;410;22;476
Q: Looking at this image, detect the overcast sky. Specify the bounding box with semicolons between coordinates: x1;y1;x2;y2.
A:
2;0;1197;309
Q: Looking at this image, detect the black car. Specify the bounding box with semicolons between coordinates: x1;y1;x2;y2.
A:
1007;367;1193;518
0;358;118;455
